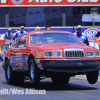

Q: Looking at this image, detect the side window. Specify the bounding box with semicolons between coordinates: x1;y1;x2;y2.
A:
13;37;19;48
17;34;28;48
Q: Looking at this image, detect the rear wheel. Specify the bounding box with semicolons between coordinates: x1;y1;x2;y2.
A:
5;60;24;84
51;73;70;84
86;69;99;84
29;58;40;86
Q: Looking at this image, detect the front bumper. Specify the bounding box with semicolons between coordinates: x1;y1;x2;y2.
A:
35;59;100;72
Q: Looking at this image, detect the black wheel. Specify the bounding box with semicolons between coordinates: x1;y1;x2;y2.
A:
51;73;70;84
5;60;24;84
5;60;15;84
86;69;99;84
29;58;40;85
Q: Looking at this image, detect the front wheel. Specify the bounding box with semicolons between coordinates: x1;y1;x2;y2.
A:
29;58;40;86
86;69;99;84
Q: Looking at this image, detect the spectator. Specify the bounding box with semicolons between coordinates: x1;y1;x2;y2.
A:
74;25;89;45
34;27;41;43
35;27;40;31
45;25;51;31
4;28;13;40
14;26;26;39
13;30;18;40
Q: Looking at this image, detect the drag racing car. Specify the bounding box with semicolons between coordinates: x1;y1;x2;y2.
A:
2;31;100;85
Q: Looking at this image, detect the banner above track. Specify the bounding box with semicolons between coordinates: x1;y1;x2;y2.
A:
0;0;100;6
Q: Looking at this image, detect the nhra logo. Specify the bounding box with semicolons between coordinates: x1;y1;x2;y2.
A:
11;0;24;4
84;28;99;39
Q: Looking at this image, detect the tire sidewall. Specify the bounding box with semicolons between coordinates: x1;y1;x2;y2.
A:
5;60;12;84
29;59;35;84
29;59;40;85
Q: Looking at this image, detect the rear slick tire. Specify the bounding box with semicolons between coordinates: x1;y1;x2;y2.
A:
5;60;24;85
5;60;14;84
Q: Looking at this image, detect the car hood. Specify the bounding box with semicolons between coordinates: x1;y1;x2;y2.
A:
32;43;97;50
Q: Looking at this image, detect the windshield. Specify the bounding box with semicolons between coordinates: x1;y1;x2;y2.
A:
30;32;82;44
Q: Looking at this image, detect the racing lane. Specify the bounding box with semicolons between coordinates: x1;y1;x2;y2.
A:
0;63;100;100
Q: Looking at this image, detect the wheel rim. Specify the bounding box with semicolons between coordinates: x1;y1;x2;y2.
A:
30;64;34;80
7;65;10;79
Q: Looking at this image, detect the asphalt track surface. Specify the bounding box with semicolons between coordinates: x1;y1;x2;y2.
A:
0;62;100;100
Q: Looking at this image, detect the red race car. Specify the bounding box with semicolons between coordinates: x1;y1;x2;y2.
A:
2;31;100;85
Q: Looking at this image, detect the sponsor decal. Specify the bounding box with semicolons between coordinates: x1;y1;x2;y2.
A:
24;67;28;70
35;60;43;70
16;67;20;70
38;63;42;67
11;0;24;4
23;63;26;65
13;67;17;70
17;63;23;66
19;66;28;70
11;63;28;70
37;63;43;70
10;58;27;62
14;67;17;70
15;54;22;57
12;66;14;68
13;63;16;66
11;63;13;66
36;52;43;58
20;67;25;70
84;28;100;41
36;60;40;64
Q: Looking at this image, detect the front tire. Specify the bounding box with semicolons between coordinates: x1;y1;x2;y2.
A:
86;69;99;84
29;58;40;86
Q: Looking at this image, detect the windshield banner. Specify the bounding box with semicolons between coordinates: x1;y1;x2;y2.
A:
0;0;100;6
